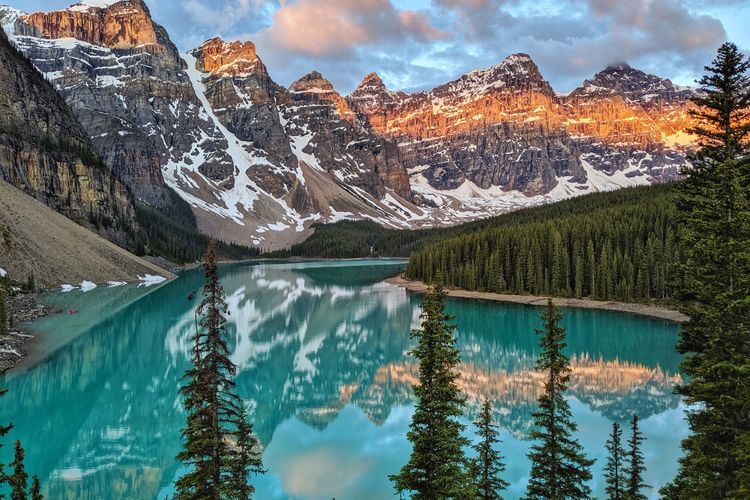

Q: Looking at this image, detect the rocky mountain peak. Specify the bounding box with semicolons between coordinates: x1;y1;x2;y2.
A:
0;5;23;28
356;72;387;92
571;62;693;104
502;52;535;66
424;52;554;107
289;70;356;120
289;70;336;94
347;71;404;115
14;0;158;49
192;37;265;77
444;52;551;96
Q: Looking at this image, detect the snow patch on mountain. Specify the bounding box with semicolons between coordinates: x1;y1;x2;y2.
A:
168;52;262;224
405;155;652;223
0;5;22;32
72;1;113;9
165;53;324;242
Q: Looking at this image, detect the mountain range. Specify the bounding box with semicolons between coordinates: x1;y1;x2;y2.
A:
0;0;697;251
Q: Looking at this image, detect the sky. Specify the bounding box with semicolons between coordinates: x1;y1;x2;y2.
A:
7;0;750;94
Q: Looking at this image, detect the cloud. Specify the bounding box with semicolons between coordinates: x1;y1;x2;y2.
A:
182;0;261;32
255;0;449;57
431;0;727;91
13;0;741;93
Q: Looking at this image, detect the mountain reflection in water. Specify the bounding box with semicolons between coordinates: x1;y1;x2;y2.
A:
0;260;685;499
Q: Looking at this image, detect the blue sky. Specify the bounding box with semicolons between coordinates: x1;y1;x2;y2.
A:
7;0;750;93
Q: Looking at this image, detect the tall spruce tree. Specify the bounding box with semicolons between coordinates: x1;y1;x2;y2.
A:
603;422;625;500
662;42;750;500
0;289;7;335
0;388;11;499
8;441;27;500
623;415;648;500
471;396;509;500
29;476;41;500
389;281;474;499
525;299;594;499
225;405;264;498
175;240;263;499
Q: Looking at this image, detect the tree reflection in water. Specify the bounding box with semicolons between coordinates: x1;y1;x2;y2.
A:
0;260;684;500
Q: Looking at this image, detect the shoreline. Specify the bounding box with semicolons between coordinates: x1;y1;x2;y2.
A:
386;276;688;323
1;273;175;373
0;293;57;373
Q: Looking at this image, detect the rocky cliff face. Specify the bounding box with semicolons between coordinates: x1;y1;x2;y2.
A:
348;55;587;195
170;37;420;247
561;63;694;180
348;54;695;199
285;71;412;201
189;39;412;203
15;0;157;48
9;0;231;208
0;25;136;245
189;37;298;195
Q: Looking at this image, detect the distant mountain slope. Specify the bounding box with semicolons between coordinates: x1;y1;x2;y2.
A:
0;179;172;287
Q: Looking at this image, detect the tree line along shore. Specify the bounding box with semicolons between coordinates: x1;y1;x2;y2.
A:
387;275;688;323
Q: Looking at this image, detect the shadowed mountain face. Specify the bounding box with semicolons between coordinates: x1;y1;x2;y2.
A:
0;25;137;247
2;1;698;247
0;260;683;499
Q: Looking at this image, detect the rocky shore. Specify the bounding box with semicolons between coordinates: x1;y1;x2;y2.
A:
0;293;57;372
386;276;688;323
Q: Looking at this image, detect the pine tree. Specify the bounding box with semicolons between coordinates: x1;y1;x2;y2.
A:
662;42;750;500
624;415;648;500
225;405;264;499
29;476;42;500
389;281;474;499
175;240;263;499
9;441;28;500
603;422;625;500
471;397;509;500
688;43;750;163
574;255;584;299
587;240;597;299
0;388;12;495
0;290;7;335
525;299;594;499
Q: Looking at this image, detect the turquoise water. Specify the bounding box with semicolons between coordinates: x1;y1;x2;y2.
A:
0;259;685;499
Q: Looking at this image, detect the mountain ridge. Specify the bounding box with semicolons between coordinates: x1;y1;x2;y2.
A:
1;0;698;249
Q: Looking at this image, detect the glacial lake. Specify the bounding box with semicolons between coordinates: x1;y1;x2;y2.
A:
0;259;686;499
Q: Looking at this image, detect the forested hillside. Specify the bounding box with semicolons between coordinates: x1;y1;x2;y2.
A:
405;184;681;303
283;183;677;270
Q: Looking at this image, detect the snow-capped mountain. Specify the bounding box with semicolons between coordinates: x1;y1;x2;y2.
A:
348;54;694;206
1;1;698;248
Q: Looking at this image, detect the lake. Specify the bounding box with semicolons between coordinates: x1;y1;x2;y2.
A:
0;259;686;499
